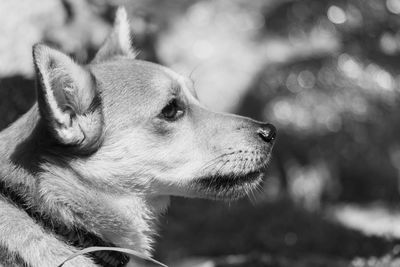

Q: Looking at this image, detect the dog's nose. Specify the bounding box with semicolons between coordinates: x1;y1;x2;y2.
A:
257;123;276;143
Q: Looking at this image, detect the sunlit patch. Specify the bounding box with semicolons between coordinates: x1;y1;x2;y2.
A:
157;0;276;112
192;40;215;60
331;204;400;238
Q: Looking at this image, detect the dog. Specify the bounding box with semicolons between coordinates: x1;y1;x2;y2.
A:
0;7;276;267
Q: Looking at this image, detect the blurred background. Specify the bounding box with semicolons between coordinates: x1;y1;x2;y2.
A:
2;0;400;266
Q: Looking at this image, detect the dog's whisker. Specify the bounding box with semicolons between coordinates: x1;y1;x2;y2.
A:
197;155;225;174
215;159;231;178
248;185;258;206
198;152;236;174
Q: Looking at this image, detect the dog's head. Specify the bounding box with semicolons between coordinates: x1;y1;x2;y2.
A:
32;8;276;201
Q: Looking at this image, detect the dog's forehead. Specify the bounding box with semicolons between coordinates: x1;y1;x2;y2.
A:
91;59;194;98
89;59;194;124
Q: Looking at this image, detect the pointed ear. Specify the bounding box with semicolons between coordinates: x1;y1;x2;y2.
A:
33;44;103;151
92;7;136;63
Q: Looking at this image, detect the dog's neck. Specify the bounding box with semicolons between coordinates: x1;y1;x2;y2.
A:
0;105;169;256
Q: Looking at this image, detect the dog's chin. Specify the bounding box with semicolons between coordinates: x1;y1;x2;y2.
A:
191;171;265;201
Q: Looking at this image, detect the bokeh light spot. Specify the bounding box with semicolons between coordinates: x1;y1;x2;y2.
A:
338;54;362;79
327;6;347;24
297;70;316;89
380;32;398;55
387;0;400;14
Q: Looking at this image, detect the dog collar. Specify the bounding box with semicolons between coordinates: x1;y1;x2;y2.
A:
0;181;129;267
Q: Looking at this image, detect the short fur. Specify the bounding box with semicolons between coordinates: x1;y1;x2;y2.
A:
0;7;275;267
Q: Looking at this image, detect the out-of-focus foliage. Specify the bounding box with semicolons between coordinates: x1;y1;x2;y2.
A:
247;0;400;208
3;0;400;266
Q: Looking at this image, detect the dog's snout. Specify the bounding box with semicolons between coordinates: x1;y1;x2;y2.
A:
257;123;276;143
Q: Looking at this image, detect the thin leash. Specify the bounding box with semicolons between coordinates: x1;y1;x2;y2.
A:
57;246;168;267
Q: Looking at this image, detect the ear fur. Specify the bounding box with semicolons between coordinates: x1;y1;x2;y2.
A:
92;7;136;63
33;44;103;151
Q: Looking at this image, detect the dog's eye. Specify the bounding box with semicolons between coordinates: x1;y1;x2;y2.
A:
161;99;184;121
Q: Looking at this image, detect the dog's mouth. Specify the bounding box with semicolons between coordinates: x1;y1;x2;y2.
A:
192;169;265;200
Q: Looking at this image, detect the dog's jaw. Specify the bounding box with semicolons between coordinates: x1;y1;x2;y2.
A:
193;171;265;200
185;145;273;200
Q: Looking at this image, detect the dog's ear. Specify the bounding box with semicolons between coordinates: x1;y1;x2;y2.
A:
33;44;103;151
92;7;136;63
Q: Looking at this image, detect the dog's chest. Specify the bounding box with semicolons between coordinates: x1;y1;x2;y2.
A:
102;195;170;250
